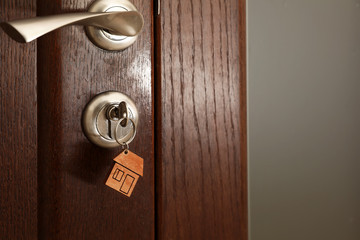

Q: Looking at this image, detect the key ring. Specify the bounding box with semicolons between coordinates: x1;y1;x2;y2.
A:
114;117;137;150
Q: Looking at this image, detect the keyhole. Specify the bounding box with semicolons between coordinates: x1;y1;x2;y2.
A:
105;102;129;139
106;103;127;124
107;105;120;121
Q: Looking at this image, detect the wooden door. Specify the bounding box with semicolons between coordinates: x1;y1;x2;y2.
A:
155;0;247;239
1;0;154;239
0;0;246;239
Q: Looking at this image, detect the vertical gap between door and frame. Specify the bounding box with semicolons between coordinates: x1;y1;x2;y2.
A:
239;0;248;239
153;0;162;239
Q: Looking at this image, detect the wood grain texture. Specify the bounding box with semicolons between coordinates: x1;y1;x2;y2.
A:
157;0;247;239
37;0;154;239
0;1;38;239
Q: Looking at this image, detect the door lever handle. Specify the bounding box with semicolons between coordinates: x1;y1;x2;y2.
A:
1;12;143;43
0;0;144;51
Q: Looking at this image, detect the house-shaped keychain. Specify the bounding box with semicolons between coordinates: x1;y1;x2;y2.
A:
106;150;144;197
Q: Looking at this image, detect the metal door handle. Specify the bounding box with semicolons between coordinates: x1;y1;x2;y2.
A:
1;12;143;43
0;0;144;51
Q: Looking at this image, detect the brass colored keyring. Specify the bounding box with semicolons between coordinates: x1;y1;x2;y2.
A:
114;118;137;149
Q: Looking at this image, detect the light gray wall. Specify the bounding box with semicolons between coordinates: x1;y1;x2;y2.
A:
248;1;360;239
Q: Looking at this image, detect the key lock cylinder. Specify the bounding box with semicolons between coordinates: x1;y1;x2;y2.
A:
82;92;143;197
82;91;139;148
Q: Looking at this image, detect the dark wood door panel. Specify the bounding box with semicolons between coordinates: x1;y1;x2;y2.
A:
1;0;246;238
36;0;154;239
157;0;247;239
0;1;37;239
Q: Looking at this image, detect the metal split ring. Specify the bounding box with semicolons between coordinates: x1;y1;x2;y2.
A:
114;118;137;149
